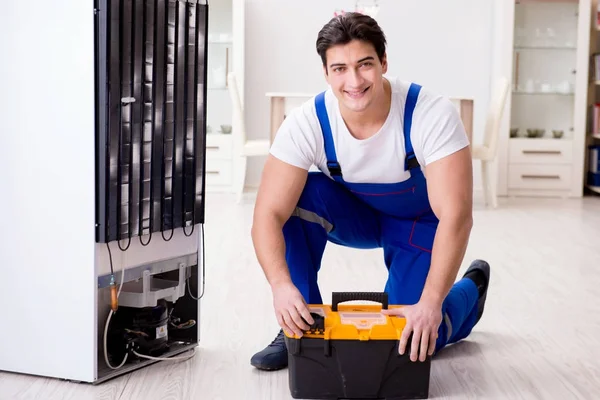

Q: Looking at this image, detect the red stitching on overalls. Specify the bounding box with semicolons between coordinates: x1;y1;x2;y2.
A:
409;215;433;253
350;186;416;196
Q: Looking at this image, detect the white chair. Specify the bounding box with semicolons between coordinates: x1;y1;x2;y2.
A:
227;72;271;202
471;76;510;209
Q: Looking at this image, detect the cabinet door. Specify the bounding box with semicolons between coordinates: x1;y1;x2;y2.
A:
510;1;580;140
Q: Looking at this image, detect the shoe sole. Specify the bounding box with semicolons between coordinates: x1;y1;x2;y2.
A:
464;259;490;324
250;361;288;371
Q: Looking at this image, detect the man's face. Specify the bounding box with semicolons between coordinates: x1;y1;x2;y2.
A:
323;39;388;114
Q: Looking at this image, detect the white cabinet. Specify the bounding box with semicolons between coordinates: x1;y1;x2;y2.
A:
205;0;244;192
508;164;573;190
508;138;574;164
206;133;234;190
496;0;592;198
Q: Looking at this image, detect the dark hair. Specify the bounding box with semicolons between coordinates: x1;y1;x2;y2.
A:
316;12;387;68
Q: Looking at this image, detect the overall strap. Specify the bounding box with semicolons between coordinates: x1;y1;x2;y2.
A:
315;91;343;182
404;83;422;171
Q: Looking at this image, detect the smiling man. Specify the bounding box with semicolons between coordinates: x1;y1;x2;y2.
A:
249;12;491;371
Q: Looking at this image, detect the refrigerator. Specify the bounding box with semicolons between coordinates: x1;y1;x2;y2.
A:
0;0;209;384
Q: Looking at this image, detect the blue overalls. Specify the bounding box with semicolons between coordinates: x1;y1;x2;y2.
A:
282;83;480;352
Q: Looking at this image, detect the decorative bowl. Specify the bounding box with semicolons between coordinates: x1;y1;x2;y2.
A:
527;129;544;138
220;124;232;134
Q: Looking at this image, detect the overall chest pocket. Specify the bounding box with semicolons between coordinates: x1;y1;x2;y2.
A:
350;186;419;219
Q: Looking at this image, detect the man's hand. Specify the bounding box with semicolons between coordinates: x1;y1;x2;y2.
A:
272;281;315;338
381;299;442;362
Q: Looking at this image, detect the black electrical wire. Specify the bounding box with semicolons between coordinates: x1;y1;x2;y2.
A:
106;242;115;276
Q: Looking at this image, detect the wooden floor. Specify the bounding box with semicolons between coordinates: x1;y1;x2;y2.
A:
2;193;600;399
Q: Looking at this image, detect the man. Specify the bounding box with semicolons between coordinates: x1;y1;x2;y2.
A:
249;12;490;371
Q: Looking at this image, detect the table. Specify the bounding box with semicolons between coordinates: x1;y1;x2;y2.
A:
265;92;474;144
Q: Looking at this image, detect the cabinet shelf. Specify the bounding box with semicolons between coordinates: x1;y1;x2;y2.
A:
512;90;574;96
509;137;572;141
514;45;576;50
516;0;578;3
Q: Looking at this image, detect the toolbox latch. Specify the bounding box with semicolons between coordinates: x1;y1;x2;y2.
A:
308;312;324;331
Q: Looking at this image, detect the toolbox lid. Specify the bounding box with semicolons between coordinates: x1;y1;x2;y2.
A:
287;304;407;341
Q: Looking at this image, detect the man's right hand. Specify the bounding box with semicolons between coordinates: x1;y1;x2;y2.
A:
272;280;314;337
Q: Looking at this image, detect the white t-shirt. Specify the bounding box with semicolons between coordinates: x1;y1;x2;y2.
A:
269;77;470;184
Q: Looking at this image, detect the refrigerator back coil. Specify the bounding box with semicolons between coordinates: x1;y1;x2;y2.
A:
95;0;208;243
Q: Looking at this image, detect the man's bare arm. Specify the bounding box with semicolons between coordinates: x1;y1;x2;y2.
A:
252;155;307;285
421;145;474;305
251;155;313;336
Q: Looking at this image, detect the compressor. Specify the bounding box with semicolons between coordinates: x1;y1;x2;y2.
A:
107;300;171;363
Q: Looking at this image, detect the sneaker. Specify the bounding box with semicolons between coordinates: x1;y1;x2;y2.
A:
250;329;288;371
463;259;491;324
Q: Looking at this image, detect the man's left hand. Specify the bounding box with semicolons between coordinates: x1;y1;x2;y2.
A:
381;299;442;362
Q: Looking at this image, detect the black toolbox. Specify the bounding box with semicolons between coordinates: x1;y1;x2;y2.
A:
284;292;431;399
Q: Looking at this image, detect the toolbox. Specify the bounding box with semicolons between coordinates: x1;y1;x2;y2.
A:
284;292;431;400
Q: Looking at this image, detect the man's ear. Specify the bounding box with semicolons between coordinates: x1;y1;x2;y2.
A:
381;53;388;74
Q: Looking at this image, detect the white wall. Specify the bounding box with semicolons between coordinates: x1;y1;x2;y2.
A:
243;0;495;188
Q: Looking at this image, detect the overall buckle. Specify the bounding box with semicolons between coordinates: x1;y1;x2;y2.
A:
405;154;420;170
327;161;342;177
